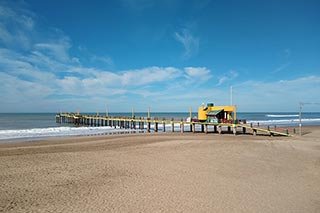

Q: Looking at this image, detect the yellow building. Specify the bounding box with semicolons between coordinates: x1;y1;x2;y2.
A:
198;103;236;123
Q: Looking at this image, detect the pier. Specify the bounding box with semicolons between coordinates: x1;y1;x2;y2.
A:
55;113;291;136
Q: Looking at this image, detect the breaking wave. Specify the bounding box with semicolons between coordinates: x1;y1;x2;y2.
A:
0;126;125;140
248;118;320;125
266;114;299;118
0;123;186;141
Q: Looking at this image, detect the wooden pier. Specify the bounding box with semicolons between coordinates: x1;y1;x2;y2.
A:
55;113;291;136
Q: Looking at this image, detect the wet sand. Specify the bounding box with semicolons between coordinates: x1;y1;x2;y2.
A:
0;127;320;212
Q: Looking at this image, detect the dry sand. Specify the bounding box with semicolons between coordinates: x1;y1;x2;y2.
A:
0;127;320;212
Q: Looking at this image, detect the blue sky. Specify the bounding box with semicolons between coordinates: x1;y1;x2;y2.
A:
0;0;319;112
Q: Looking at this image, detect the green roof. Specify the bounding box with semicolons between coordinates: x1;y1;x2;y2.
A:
206;110;223;116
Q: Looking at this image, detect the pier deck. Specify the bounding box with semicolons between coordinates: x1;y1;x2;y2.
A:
56;113;291;136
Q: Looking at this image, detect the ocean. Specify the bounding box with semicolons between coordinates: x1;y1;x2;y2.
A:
0;112;319;140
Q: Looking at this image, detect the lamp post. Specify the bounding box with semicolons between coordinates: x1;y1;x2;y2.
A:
299;102;320;136
299;102;303;136
106;105;109;117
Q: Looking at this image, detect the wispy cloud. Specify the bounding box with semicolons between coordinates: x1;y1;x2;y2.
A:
217;70;238;85
0;3;35;50
34;38;72;63
271;48;292;74
184;67;211;82
90;55;113;66
174;28;199;59
271;62;291;74
77;45;114;67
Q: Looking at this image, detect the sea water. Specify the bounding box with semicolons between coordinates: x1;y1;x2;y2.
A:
0;112;319;140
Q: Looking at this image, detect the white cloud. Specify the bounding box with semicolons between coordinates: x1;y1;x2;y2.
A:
0;72;53;103
0;48;56;82
0;2;319;112
34;37;72;63
232;76;320;112
0;2;209;112
121;67;181;86
0;23;11;43
184;67;211;82
0;3;35;50
90;55;113;66
217;70;238;85
174;29;199;59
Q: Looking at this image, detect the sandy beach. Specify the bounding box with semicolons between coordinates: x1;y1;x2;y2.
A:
0;127;320;212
